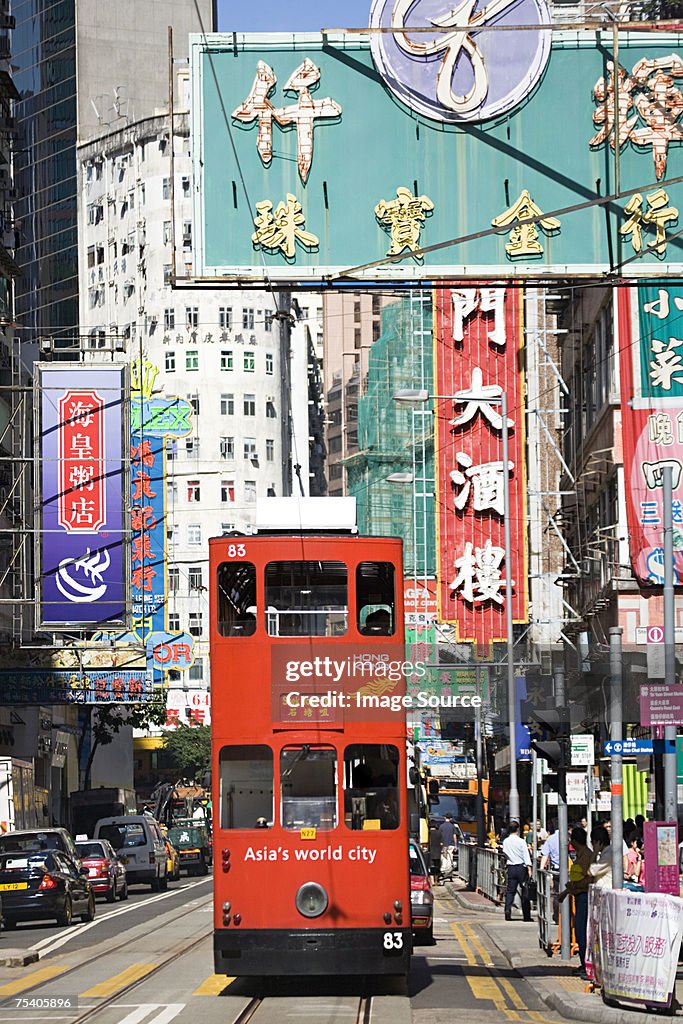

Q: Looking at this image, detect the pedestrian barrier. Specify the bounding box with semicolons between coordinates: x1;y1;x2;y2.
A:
455;844;506;904
536;867;556;955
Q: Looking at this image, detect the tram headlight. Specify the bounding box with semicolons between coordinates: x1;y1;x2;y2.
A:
393;900;403;912
295;881;328;919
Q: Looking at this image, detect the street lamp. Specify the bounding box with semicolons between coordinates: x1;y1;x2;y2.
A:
393;386;520;824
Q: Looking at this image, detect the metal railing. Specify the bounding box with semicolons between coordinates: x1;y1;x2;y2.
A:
536;867;558;955
456;844;506;904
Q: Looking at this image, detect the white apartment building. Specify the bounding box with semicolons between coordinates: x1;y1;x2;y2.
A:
77;110;315;716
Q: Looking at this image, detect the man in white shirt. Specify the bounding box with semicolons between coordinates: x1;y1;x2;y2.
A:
502;821;532;922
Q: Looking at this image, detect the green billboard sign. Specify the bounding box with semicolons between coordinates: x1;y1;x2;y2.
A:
190;29;683;283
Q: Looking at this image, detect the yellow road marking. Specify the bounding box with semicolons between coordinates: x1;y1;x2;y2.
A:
466;973;508;1010
0;967;67;996
462;922;494;966
81;964;157;997
193;974;235;996
497;976;528;1010
451;922;477;966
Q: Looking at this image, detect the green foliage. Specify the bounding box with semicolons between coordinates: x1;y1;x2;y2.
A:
161;724;211;783
635;0;683;16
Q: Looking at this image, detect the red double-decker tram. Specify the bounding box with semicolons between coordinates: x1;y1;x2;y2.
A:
209;499;411;978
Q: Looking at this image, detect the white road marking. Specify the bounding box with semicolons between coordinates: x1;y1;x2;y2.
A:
29;880;212;956
114;1006;185;1024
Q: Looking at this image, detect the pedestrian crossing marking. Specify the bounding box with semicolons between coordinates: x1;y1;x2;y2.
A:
192;975;235;995
112;1005;184;1024
81;964;157;998
0;966;67;996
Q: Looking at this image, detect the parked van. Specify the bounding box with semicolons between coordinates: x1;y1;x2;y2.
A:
93;815;167;891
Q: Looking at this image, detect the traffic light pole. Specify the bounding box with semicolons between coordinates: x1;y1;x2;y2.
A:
554;666;570;960
609;626;624;890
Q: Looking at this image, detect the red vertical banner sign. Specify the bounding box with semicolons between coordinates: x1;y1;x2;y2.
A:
434;286;528;643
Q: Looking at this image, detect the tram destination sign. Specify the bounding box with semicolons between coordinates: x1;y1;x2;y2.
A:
191;26;683;283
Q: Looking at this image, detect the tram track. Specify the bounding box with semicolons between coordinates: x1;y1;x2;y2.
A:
229;995;373;1024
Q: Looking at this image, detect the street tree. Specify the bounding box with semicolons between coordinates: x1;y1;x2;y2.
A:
77;691;168;790
161;724;211;783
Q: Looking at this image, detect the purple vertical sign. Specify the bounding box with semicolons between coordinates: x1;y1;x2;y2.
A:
38;365;127;626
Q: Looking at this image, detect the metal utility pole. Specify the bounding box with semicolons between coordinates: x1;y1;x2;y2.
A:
663;465;677;822
609;626;624;890
475;665;486;846
554;665;570;960
501;391;520;824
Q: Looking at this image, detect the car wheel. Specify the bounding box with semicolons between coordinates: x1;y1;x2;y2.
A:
159;871;168;891
4;917;16;930
81;893;96;923
57;895;73;927
106;880;117;903
200;856;209;877
119;879;128;901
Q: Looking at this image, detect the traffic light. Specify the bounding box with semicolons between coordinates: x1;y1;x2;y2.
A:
527;706;571;797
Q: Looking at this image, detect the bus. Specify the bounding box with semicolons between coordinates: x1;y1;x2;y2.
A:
209;497;411;978
428;777;490;839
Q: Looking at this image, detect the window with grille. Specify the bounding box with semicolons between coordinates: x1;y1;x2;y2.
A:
266;439;274;462
244;352;255;372
220;350;233;371
187;480;201;502
189;612;203;637
188;525;201;546
169;612;180;632
221;480;235;503
220;436;235;460
219;307;232;329
189;567;203;590
221;394;234;415
186;350;198;371
165;351;175;372
186;307;199;329
242;308;254;330
244;480;257;503
164;308;175;330
168;568;180;593
266;352;274;374
244;394;256;416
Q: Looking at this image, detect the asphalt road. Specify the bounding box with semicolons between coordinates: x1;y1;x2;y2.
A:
0;875;566;1024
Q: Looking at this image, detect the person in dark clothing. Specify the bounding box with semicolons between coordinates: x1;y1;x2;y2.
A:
439;813;457;847
429;822;443;885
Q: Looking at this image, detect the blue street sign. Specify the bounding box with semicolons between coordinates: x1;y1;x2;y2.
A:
603;739;654;756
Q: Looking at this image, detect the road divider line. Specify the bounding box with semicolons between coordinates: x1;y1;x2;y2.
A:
450;923;477;966
497;976;528;1010
462;923;495;966
0;966;67;996
192;975;235;996
81;964;157;998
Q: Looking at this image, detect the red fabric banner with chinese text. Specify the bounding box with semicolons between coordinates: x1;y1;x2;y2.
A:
434;287;528;643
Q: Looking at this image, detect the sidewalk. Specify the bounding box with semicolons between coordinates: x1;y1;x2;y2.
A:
447;878;683;1024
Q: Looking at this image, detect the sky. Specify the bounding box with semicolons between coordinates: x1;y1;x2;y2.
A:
217;0;373;32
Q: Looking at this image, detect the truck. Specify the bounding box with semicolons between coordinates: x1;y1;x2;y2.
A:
0;757;47;831
69;787;137;838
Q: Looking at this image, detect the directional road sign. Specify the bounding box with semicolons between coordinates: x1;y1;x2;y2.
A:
603;739;654;756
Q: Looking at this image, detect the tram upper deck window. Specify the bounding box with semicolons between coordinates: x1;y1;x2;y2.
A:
343;743;400;830
217;562;257;636
357;562;395;636
281;745;337;830
265;561;347;636
219;745;273;828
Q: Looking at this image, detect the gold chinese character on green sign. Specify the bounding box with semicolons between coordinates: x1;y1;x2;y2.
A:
375;186;434;258
252;194;319;258
491;189;560;258
620;189;678;256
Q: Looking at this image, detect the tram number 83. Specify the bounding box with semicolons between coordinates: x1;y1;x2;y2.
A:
383;931;405;953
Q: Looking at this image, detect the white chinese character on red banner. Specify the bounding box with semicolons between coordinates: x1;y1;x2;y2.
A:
233;58;341;183
66;400;96;426
450;367;514;431
450;451;513;516
68;466;95;491
449;539;511;606
451;288;506;349
69;497;96;527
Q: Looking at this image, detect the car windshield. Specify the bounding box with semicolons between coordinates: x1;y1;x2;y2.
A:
98;824;146;850
76;842;107;859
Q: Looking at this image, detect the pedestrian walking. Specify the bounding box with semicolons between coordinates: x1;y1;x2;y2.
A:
501;821;532;922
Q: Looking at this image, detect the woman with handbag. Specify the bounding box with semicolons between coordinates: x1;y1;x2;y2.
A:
558;826;594;979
